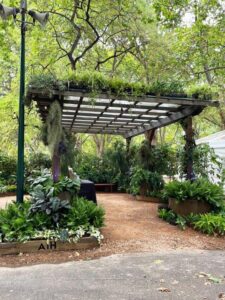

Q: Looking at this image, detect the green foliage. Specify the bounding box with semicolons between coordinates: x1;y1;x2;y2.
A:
0;184;17;193
74;140;130;190
0;197;105;243
0;201;50;242
28;169;81;197
29;184;71;225
158;208;177;224
129;167;164;196
27;74;66;96
64;197;105;229
26;152;52;176
27;72;197;101
138;141;177;175
158;207;225;235
187;84;216;100
164;179;225;211
175;215;187;230
193;213;225;235
0;151;16;181
54;177;81;195
177;144;222;181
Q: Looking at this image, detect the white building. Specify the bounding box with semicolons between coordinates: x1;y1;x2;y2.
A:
196;130;225;184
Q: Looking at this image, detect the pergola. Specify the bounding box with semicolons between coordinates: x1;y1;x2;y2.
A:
27;87;218;139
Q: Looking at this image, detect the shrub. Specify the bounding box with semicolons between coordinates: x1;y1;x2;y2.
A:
158;208;225;235
0;197;105;243
26;153;52;176
28;169;81;196
129;167;164;196
137;142;177;176
0;152;16;181
177;144;222;182
63;197;105;229
193;213;225;235
164;179;225;211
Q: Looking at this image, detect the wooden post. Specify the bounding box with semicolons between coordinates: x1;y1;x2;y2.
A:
180;116;196;180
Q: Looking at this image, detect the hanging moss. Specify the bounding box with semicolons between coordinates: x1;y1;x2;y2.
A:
61;132;78;176
46;101;63;155
40;123;48;146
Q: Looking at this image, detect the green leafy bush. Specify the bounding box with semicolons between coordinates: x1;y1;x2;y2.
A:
158;208;225;235
164;179;225;211
129;167;164;196
138;141;177;176
177;144;222;181
158;208;176;223
0;197;105;243
28;169;81;196
186;84;215;100
29;184;71;224
0;152;16;182
0;201;50;242
26;153;52;176
193;213;225;235
74;141;130;190
64;197;105;229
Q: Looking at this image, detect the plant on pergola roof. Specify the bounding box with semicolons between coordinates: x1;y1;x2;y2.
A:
26;73;219;139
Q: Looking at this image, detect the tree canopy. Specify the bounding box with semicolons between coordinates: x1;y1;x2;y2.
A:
0;0;224;155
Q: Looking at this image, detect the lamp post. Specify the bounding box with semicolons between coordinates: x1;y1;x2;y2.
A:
0;0;49;203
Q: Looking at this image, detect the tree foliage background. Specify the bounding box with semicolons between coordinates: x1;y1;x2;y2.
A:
0;0;224;157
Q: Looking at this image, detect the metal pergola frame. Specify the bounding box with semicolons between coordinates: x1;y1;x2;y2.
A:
27;88;219;138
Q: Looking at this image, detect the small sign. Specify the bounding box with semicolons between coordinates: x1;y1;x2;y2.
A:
38;241;57;250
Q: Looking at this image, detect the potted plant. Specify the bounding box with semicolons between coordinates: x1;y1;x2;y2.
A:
164;179;225;216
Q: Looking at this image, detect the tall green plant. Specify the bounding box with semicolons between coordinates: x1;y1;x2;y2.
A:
165;179;225;211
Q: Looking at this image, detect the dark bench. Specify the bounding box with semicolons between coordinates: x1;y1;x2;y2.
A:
94;183;115;193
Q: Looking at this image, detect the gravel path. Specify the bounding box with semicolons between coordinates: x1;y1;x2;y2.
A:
0;193;225;267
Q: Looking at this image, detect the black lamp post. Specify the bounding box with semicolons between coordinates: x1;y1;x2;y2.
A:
0;0;49;203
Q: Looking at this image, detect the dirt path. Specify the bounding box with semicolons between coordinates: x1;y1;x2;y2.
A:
0;193;225;267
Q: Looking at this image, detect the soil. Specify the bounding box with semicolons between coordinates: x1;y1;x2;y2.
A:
0;193;225;267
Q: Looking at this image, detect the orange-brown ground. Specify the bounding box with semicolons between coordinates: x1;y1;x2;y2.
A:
0;193;225;267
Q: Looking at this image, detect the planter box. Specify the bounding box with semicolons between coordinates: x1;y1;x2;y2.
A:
135;195;163;203
0;237;99;256
169;198;212;216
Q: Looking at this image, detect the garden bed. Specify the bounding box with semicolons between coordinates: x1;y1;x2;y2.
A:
0;236;99;255
169;198;212;216
135;195;163;203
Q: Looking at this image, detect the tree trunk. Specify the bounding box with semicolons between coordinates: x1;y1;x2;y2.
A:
180;117;196;181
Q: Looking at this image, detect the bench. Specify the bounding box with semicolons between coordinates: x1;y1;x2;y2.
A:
94;183;115;193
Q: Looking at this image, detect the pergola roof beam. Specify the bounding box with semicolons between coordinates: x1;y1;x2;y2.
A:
125;107;203;138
